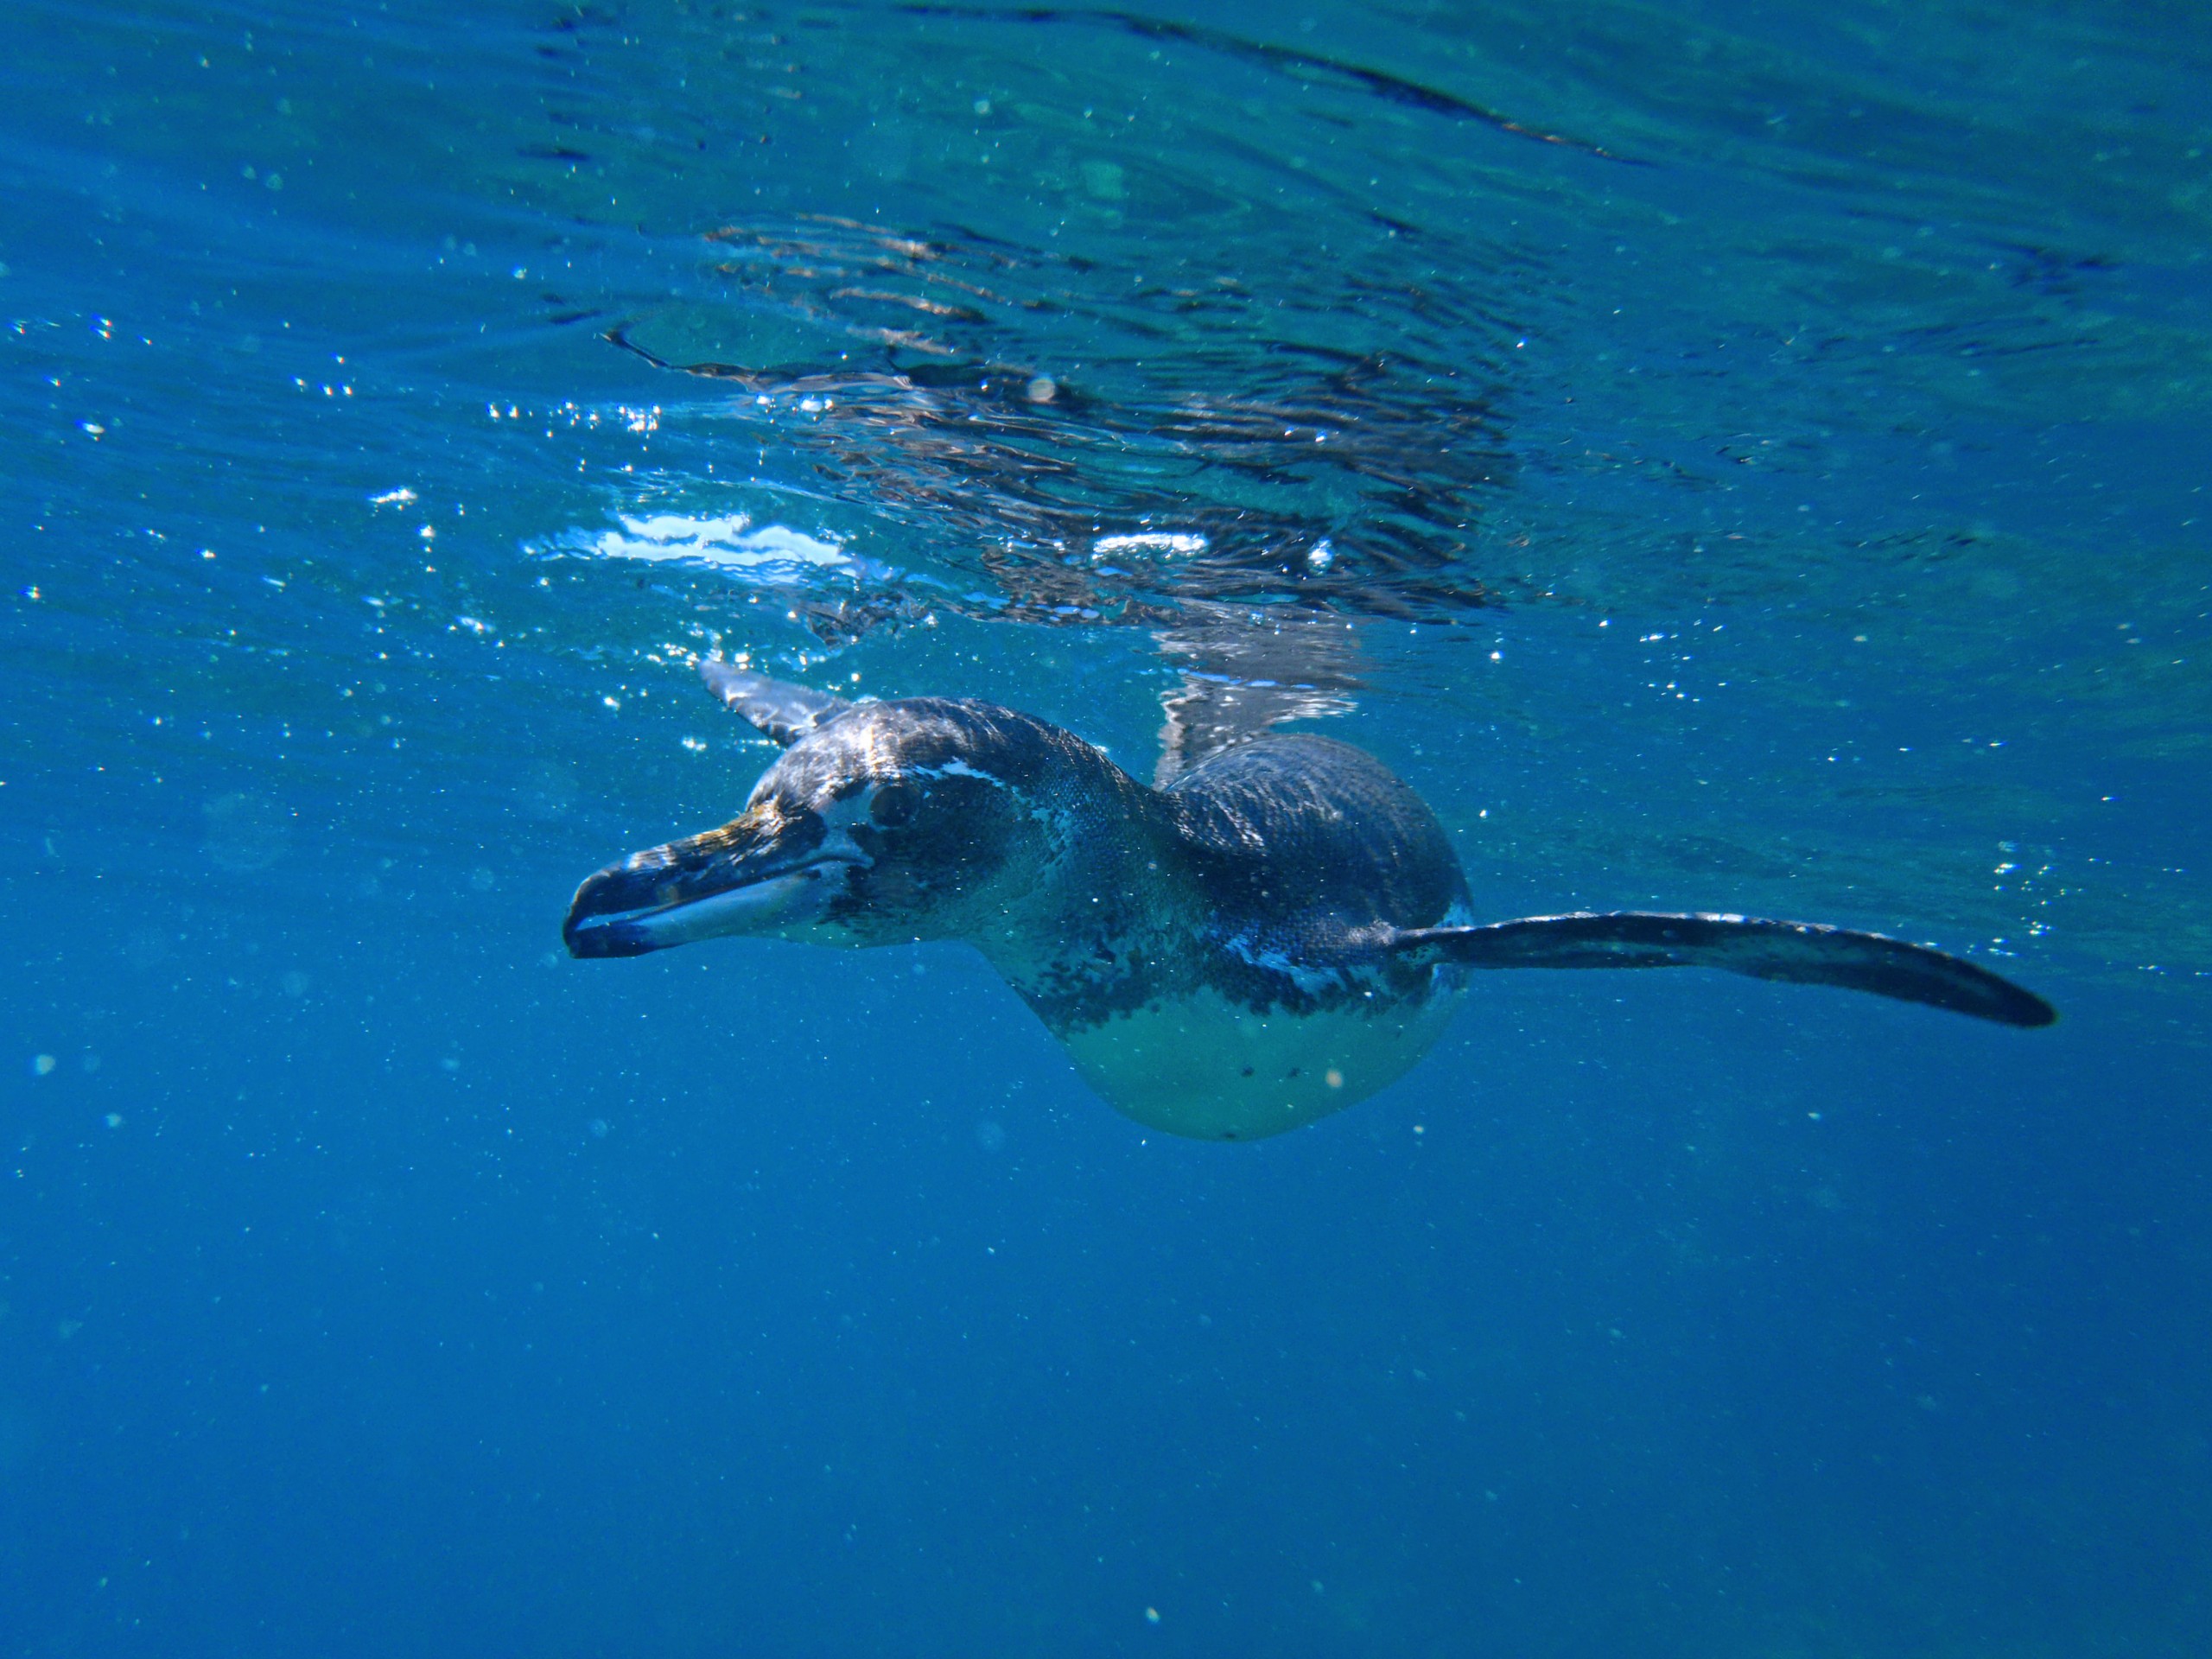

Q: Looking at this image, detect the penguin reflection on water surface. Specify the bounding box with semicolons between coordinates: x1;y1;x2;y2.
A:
563;664;2055;1141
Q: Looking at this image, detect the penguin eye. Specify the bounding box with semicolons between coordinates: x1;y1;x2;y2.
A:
869;781;921;828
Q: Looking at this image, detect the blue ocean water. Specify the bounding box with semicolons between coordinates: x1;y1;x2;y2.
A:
3;1;2209;1652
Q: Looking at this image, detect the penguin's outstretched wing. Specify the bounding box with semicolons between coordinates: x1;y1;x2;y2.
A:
1390;911;2056;1027
698;662;852;747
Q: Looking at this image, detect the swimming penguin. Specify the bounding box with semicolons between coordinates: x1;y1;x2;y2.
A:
563;664;2055;1141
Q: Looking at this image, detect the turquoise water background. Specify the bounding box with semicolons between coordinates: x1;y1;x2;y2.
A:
3;2;2209;1653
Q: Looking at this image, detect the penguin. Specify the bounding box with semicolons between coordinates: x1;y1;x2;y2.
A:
563;664;2056;1141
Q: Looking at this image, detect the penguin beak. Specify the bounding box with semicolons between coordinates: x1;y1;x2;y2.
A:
563;804;866;958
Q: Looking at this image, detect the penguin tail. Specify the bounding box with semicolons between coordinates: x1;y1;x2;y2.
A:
1390;911;2056;1028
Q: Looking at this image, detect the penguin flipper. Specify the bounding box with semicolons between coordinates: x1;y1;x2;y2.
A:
1392;911;2056;1027
698;662;852;747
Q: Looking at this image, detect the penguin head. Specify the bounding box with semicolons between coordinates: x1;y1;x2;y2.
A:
563;698;1084;958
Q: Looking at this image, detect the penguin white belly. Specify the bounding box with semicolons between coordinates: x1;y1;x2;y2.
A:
1054;983;1465;1141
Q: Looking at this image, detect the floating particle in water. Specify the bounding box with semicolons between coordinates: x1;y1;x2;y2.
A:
523;762;578;822
104;1114;123;1129
588;1118;610;1139
201;792;290;873
1080;160;1125;200
1143;1607;1160;1625
469;866;496;893
974;1119;1007;1153
31;1054;55;1077
280;970;310;997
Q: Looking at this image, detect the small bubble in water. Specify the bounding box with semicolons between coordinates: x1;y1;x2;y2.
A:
588;1118;610;1139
